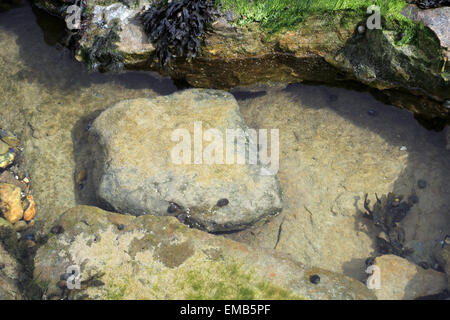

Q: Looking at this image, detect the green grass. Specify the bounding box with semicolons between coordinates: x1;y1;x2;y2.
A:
216;0;415;37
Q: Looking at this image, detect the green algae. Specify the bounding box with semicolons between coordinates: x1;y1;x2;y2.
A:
178;259;303;300
216;0;426;47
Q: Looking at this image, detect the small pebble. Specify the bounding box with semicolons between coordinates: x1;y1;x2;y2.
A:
367;109;378;116
217;198;229;207
25;233;35;241
167;203;179;214
417;179;427;189
14;220;28;232
25;240;35;248
400;146;407;151
309;274;320;284
50;225;64;235
357;25;366;34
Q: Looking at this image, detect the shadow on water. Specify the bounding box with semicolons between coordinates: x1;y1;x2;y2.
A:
288;84;449;282
231;83;449;286
0;3;177;95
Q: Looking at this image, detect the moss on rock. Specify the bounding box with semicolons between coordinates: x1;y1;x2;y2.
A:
33;205;375;300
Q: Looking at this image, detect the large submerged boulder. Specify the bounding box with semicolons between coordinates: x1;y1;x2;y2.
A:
89;89;282;232
33;205;376;300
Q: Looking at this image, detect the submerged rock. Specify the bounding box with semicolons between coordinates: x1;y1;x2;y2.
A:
434;244;450;290
0;242;23;300
89;89;282;232
373;254;447;300
0;218;23;300
33;205;375;300
0;184;23;224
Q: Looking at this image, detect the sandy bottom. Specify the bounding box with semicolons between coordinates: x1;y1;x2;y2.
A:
0;5;449;281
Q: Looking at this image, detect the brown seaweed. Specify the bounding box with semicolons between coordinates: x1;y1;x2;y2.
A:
140;0;217;67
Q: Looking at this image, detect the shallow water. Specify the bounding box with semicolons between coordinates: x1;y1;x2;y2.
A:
0;4;449;282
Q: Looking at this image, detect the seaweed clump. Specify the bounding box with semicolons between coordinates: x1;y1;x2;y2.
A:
140;0;217;67
81;23;124;73
362;193;415;257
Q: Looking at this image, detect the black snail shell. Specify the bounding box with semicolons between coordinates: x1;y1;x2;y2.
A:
309;274;320;284
216;198;229;207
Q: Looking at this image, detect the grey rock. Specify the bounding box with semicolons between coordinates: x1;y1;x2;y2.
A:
89;89;283;232
402;5;450;50
92;3;132;29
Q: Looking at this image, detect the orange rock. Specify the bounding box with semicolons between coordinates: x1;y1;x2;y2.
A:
0;183;23;224
23;195;36;222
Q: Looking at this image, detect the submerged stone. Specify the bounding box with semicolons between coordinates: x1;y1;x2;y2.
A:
373;254;447;300
33;205;376;300
0;184;23;224
89;89;283;232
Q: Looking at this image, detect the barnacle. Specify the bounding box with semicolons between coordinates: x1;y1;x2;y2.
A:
140;0;217;67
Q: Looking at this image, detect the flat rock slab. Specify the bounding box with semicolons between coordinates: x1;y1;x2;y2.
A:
33;206;375;300
89;89;283;232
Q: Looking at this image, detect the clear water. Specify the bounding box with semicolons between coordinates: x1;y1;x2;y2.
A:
0;3;449;285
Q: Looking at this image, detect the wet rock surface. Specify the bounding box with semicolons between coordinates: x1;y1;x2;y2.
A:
33;205;375;300
33;1;450;121
0;184;23;224
1;6;449;299
372;254;447;300
402;4;450;58
434;244;450;290
225;84;450;282
89;89;283;232
0;129;18;170
0;241;22;300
